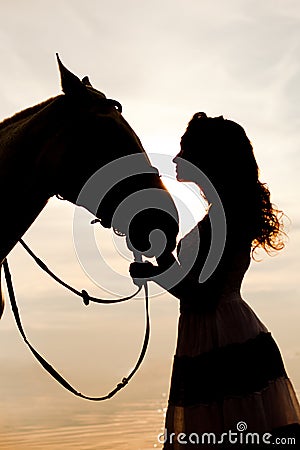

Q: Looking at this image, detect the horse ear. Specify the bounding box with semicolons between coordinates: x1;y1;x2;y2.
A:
82;76;93;88
56;53;86;96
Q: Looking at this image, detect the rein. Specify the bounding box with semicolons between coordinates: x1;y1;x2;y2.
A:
3;241;149;401
19;238;142;305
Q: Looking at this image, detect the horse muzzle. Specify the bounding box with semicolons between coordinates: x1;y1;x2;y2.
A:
96;173;179;258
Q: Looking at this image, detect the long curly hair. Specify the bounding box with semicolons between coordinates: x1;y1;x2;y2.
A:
180;112;285;255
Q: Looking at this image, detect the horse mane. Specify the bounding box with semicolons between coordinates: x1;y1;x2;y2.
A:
0;96;59;131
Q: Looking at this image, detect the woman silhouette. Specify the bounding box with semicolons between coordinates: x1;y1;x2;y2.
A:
130;113;300;448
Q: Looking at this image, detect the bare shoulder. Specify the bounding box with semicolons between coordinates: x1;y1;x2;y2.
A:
177;214;210;253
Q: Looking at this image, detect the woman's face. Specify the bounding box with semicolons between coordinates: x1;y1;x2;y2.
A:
172;147;194;182
173;154;185;182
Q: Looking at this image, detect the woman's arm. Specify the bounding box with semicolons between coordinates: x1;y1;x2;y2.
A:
129;252;216;307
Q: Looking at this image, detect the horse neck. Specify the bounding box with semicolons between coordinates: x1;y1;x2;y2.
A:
0;97;63;263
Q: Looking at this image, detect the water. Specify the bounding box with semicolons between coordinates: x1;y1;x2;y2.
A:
0;399;166;449
0;302;175;450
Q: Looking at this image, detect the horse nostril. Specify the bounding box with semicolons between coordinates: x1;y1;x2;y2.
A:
127;208;179;258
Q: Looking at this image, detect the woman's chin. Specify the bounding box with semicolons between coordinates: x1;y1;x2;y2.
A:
176;174;186;182
175;171;181;181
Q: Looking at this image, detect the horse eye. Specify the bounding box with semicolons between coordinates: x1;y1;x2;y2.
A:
106;99;122;113
113;101;122;113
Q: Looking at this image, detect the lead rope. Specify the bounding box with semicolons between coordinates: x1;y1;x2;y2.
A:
19;238;142;305
2;255;149;401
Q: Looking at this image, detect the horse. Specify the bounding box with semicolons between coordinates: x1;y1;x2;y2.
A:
0;55;179;319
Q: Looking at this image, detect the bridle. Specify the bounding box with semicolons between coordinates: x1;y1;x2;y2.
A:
3;234;149;401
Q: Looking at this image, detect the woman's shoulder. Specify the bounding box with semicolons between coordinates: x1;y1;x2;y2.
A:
176;215;211;269
177;214;210;253
177;213;251;261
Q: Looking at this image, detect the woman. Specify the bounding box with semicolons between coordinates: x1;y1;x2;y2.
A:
130;113;300;448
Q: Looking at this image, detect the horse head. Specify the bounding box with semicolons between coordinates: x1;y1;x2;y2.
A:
38;55;179;258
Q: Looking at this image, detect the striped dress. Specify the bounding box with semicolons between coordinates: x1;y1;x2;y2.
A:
163;216;300;449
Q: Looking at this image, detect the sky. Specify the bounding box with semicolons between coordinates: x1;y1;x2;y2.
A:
0;1;299;449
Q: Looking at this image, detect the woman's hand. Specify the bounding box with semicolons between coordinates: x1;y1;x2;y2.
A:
129;252;177;288
129;261;159;285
